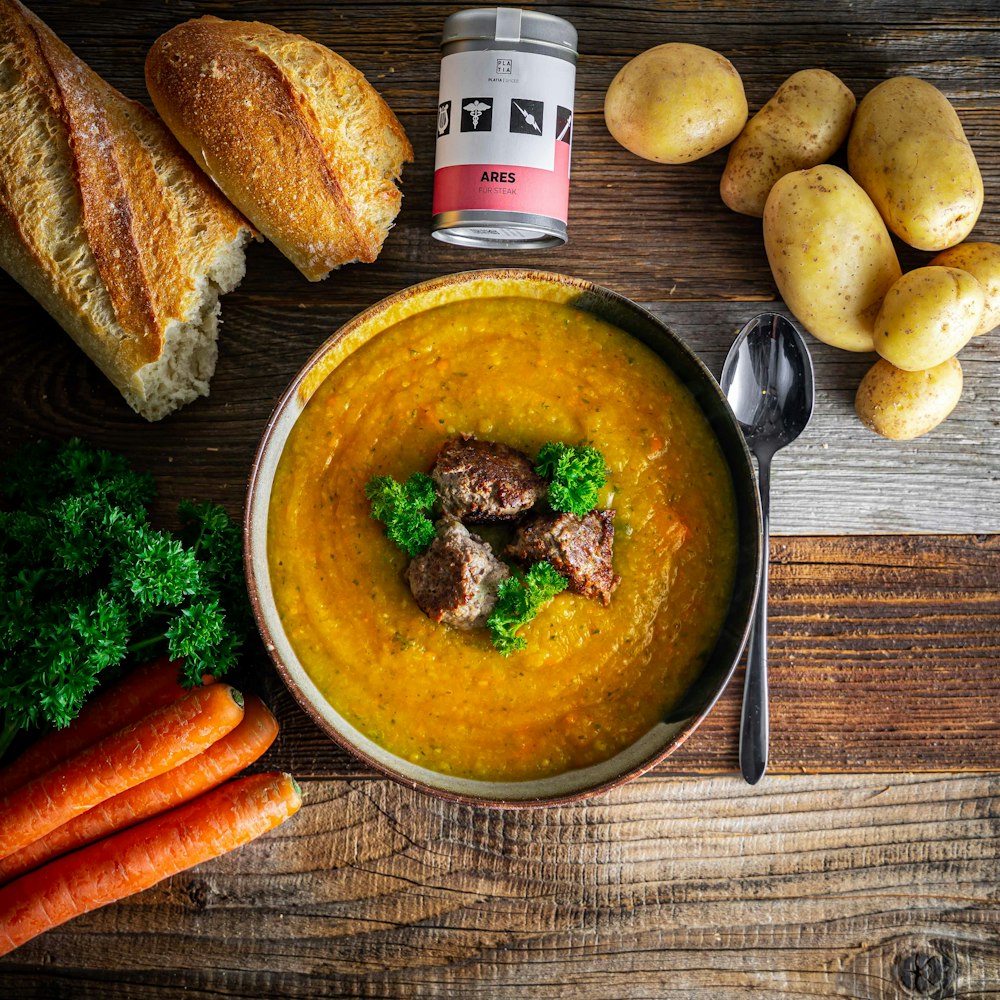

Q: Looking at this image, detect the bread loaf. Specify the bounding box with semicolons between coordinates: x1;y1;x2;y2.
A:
0;0;255;421
146;16;413;282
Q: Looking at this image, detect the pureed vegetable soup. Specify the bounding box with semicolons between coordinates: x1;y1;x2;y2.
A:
268;296;738;782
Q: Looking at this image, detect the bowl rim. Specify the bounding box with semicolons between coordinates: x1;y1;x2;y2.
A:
244;268;762;807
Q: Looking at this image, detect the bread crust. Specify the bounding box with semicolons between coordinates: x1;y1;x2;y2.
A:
0;0;254;419
146;16;413;281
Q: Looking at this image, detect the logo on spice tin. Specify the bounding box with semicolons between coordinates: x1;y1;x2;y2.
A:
556;106;573;144
461;98;493;131
496;57;512;74
437;101;451;137
510;99;543;135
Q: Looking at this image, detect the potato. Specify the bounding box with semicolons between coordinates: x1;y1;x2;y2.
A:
721;70;856;217
855;356;963;440
763;164;901;352
874;266;984;371
604;43;747;164
847;77;983;251
930;242;1000;335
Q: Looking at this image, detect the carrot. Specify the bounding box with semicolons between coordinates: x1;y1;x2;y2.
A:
0;657;211;797
0;695;278;885
0;771;301;956
0;684;244;861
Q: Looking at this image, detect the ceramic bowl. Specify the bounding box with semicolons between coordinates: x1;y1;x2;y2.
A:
245;269;762;806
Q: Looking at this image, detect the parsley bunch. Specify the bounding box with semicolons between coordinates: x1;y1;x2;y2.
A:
535;442;607;517
488;562;568;656
0;438;251;759
365;473;437;557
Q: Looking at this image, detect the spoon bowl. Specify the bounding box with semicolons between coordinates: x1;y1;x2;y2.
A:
721;313;815;784
723;314;815;458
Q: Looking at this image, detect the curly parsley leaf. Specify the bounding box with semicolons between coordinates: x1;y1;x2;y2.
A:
0;438;154;516
179;499;255;641
165;599;234;686
488;561;568;656
365;473;437;557
0;438;251;759
116;525;203;608
535;442;608;517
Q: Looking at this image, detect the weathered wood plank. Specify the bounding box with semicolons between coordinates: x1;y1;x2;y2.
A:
1;774;998;999
6;0;1000;308
2;293;997;534
3;6;999;530
1;5;997;531
1;3;999;997
657;304;1000;535
0;2;997;776
4;375;998;768
247;533;1000;778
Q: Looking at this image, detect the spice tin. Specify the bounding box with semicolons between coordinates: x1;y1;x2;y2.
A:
432;7;578;249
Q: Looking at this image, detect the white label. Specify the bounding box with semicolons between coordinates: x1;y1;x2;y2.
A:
435;48;576;171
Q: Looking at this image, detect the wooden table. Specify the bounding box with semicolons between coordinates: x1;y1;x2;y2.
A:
2;1;999;997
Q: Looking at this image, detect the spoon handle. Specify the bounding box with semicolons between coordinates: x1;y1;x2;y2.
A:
740;452;771;785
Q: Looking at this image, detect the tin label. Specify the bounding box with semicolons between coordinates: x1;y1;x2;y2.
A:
433;48;575;221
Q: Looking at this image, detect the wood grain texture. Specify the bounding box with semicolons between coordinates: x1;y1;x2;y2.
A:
0;11;993;767
1;3;999;996
248;533;1000;778
650;305;998;534
1;774;998;999
8;0;999;306
1;5;997;533
1;290;997;535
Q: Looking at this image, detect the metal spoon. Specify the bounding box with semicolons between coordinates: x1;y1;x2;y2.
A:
721;313;815;785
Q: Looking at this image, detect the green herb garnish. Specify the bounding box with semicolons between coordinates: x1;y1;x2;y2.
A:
488;561;568;656
365;473;437;557
535;442;607;516
0;438;250;759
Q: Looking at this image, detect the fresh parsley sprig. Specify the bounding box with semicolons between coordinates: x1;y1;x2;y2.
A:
535;442;607;517
487;562;568;656
0;438;251;759
365;473;437;557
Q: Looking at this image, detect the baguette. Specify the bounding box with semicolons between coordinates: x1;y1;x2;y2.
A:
0;0;255;420
146;16;413;282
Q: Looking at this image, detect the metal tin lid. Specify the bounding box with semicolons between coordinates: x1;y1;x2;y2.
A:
441;7;578;55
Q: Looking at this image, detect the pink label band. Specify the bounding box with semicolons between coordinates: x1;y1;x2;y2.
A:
433;143;571;220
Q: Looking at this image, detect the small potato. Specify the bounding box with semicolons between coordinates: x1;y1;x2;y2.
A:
930;242;1000;335
848;77;983;251
763;164;901;352
721;69;856;217
874;266;984;371
604;43;747;164
855;356;963;440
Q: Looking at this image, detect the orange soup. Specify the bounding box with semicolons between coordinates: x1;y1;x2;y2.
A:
268;296;738;781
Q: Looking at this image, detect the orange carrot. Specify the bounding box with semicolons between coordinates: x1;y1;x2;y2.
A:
0;695;278;885
0;657;212;797
0;771;301;956
0;684;244;861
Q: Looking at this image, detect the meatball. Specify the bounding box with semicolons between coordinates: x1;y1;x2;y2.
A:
406;516;511;630
430;434;546;523
507;509;620;606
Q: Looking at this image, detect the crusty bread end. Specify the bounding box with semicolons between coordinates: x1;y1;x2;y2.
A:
131;226;251;420
0;0;255;420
